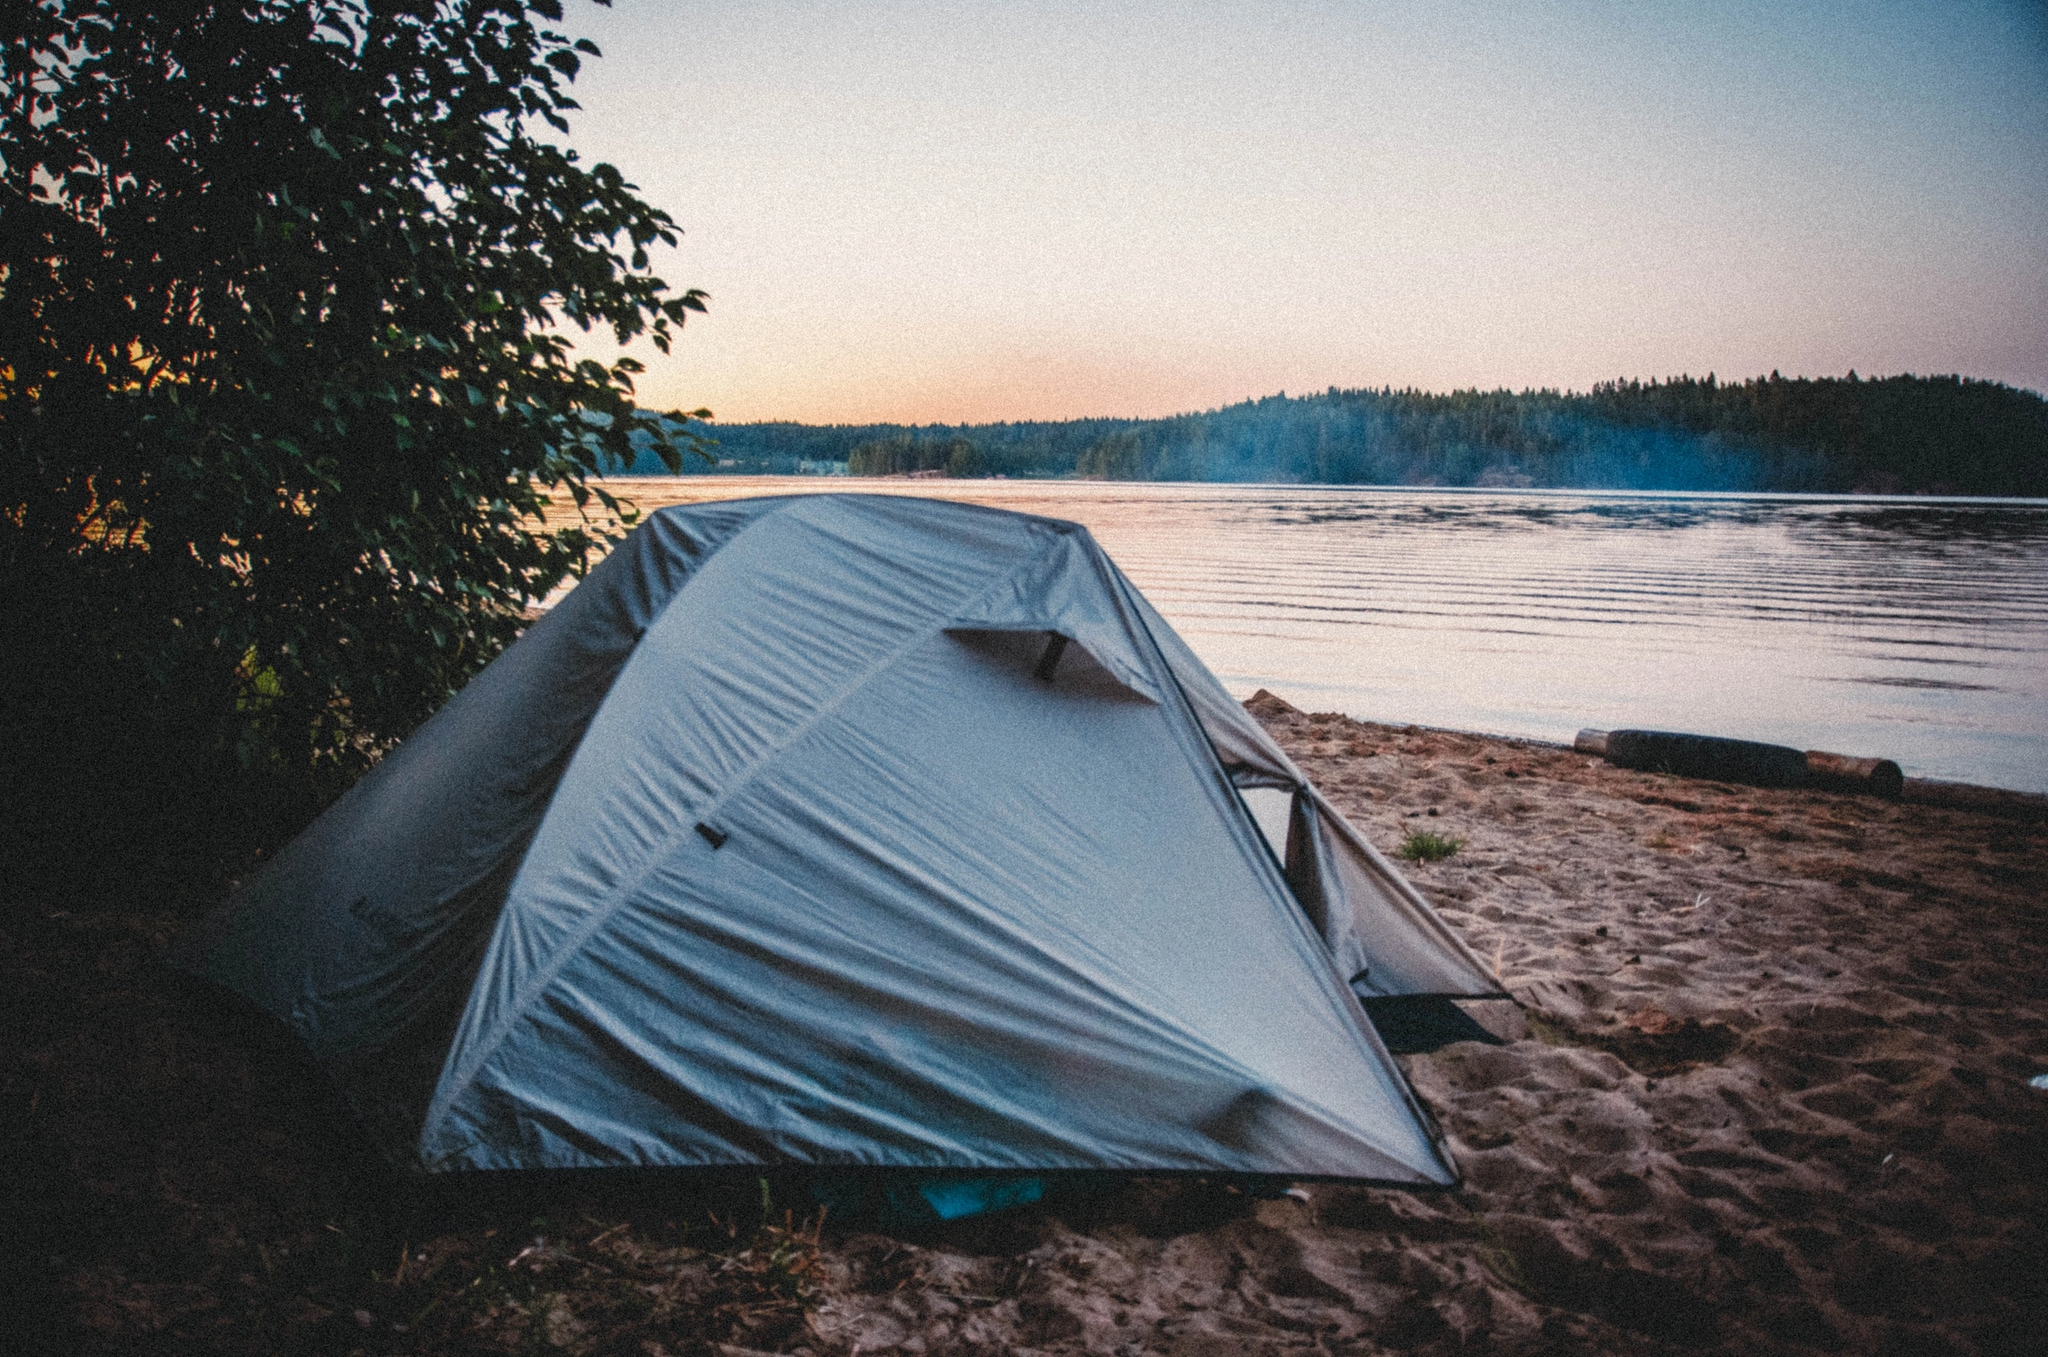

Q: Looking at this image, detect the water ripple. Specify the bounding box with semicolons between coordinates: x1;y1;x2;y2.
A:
582;480;2048;793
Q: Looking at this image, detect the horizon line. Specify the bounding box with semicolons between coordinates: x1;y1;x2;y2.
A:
654;369;2046;429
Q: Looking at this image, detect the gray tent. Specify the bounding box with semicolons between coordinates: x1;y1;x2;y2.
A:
175;494;1500;1185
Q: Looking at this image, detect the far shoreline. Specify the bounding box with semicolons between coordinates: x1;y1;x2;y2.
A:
597;473;2048;507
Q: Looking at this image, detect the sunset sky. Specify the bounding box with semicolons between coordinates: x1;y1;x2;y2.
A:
554;0;2048;426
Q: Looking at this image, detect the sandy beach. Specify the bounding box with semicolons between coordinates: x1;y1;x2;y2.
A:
5;694;2043;1355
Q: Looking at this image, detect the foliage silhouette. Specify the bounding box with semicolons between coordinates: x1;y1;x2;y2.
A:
655;375;2048;495
1;0;706;900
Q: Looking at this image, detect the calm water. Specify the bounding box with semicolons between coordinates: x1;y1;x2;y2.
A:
581;479;2048;794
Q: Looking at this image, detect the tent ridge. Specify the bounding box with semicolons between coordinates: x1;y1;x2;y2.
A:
664;525;1064;838
1108;569;1322;956
422;522;1086;1149
1105;567;1462;1184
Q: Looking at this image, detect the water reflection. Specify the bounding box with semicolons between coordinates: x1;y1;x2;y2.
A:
576;481;2048;793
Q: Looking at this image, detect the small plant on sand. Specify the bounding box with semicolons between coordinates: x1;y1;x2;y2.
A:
715;1208;826;1307
1397;829;1465;862
699;1179;829;1330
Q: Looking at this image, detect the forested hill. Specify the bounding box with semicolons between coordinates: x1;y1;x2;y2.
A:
623;373;2048;496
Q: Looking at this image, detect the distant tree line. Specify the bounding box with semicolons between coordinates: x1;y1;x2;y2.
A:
627;373;2048;496
845;433;986;478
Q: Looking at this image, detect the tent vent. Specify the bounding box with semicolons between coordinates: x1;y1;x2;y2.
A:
694;822;728;849
1034;632;1069;683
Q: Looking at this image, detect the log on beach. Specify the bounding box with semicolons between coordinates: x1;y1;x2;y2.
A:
1584;728;1813;788
1576;728;1906;798
1802;749;1906;799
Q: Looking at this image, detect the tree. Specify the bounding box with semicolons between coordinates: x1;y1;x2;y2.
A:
1075;431;1147;480
0;1;707;898
846;432;984;478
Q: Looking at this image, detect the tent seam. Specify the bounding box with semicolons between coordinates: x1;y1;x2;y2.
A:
1109;560;1464;1184
420;518;1074;1155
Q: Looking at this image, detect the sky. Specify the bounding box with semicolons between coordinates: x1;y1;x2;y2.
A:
550;0;2048;426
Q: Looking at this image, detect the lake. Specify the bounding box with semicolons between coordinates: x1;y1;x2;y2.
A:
574;479;2048;794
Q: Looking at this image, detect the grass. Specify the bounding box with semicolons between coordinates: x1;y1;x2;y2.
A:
705;1180;829;1312
1397;829;1465;862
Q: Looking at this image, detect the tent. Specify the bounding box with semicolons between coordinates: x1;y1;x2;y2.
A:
174;494;1502;1187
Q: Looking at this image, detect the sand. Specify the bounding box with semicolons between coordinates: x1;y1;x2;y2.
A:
5;695;2044;1355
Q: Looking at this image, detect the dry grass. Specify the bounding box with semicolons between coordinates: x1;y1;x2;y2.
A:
1397;828;1466;861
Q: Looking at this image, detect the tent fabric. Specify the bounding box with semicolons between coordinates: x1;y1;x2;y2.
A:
174;494;1499;1187
1116;584;1500;998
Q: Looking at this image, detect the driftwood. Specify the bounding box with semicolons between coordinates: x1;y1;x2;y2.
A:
1804;750;1906;799
1576;729;1904;799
